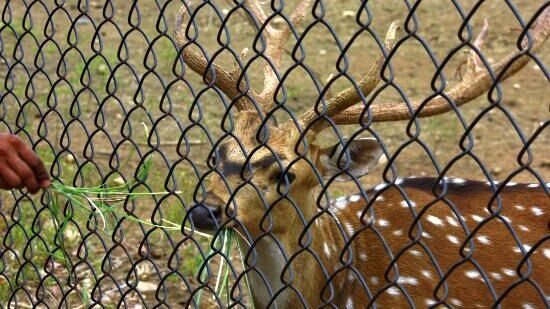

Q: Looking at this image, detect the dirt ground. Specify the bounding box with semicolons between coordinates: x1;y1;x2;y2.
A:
0;0;548;307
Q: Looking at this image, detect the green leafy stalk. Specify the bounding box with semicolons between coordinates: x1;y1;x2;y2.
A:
236;235;256;309
45;154;250;307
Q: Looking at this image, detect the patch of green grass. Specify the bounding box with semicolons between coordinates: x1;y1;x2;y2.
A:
42;157;249;307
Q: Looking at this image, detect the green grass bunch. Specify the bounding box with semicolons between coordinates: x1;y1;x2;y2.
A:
46;156;252;307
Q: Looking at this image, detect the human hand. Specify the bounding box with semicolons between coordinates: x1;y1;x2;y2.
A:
0;133;50;194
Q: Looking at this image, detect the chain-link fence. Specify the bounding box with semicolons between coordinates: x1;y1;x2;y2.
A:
1;0;549;308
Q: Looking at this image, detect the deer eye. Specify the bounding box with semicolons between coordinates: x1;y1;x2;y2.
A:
273;171;296;185
210;155;217;167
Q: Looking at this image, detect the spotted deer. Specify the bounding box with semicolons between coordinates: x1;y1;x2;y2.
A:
175;2;549;308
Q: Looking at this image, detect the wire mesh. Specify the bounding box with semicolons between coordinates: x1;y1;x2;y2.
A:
0;0;548;308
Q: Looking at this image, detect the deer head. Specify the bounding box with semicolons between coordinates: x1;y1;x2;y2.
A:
174;1;549;239
175;0;398;237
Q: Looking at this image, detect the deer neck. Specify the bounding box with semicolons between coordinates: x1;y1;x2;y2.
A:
237;188;346;308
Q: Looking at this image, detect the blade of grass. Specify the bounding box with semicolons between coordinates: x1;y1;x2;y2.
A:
48;169;251;307
214;229;228;294
46;191;87;305
236;234;255;309
217;229;234;305
194;245;216;306
83;196;107;230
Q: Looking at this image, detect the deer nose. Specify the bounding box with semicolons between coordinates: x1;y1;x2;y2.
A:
189;204;222;231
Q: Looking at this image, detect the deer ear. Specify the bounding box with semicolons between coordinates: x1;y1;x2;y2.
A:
317;138;384;182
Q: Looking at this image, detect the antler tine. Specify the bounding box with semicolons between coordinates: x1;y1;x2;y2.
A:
456;18;489;80
241;0;313;107
262;0;312;102
174;2;259;111
243;0;269;27
297;22;400;133
329;7;549;125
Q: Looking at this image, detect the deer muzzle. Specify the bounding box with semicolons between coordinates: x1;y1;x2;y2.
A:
189;203;223;231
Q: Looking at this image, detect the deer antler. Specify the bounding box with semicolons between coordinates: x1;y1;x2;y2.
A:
455;18;489;81
246;0;313;104
297;22;400;132
174;2;260;111
175;0;312;112
301;7;549;133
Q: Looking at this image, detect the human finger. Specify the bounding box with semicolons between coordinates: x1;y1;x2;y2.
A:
0;162;23;189
16;144;50;188
8;156;40;194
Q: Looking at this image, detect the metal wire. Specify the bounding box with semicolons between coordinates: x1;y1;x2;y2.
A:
0;0;548;308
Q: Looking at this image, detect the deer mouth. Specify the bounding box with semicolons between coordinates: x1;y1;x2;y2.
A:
188;204;223;231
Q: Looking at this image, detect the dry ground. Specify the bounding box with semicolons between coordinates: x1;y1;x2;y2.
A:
0;0;548;307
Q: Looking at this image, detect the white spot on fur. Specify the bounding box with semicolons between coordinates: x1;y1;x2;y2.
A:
387;287;400;296
502;268;516;277
359;253;367;261
409;250;422;256
450;298;463;307
422;231;432;239
450;178;466;184
527;183;539;188
514;244;532;253
421;270;432;279
425;299;437;306
502;215;512;223
323;243;330;256
349;195;361;202
506;182;517;186
375;195;385;202
465;270;480;279
334;197;348;209
346;223;354;235
397;276;419;286
426;214;444;226
522;303;535;309
346;297;353;309
472;214;483;222
377;219;390;227
400;200;417;208
446;216;459;227
374;183;386;191
447;235;460;245
519;225;529;232
490;272;502;280
392;229;403;236
477;235;491;245
370;276;379;285
515;205;525;211
531;207;544;216
361;216;374;225
543;249;550;259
